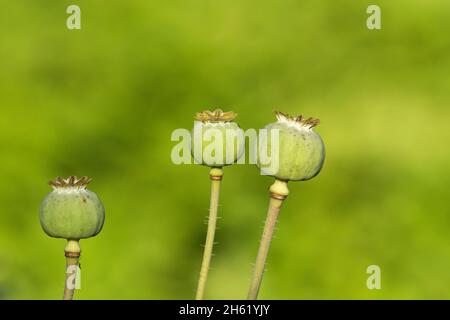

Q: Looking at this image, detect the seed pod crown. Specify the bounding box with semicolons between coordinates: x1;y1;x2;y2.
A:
274;111;320;130
49;176;92;191
195;109;238;122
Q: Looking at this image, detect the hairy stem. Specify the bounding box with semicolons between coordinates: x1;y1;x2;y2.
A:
248;179;289;300
196;167;223;300
63;239;81;300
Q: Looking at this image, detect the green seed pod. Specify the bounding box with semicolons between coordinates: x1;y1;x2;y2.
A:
258;111;325;181
191;109;244;167
40;176;105;240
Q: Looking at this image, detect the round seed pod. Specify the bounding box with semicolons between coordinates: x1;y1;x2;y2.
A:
191;109;244;167
40;176;105;240
258;111;325;181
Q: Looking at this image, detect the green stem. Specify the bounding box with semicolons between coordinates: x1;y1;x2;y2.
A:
63;239;81;300
196;167;223;300
248;179;289;300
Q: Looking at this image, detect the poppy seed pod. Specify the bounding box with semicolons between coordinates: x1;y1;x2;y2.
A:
40;176;105;240
258;111;325;181
191;109;244;167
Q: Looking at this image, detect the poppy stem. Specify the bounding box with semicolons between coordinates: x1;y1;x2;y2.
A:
248;179;289;300
63;239;81;300
196;167;223;300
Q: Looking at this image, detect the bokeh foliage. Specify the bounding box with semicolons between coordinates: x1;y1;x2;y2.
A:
0;0;449;299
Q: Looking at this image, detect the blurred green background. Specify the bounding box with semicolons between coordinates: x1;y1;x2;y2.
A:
0;0;449;299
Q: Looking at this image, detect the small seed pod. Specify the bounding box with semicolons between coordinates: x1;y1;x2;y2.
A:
258;111;325;181
40;176;105;240
191;109;244;167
